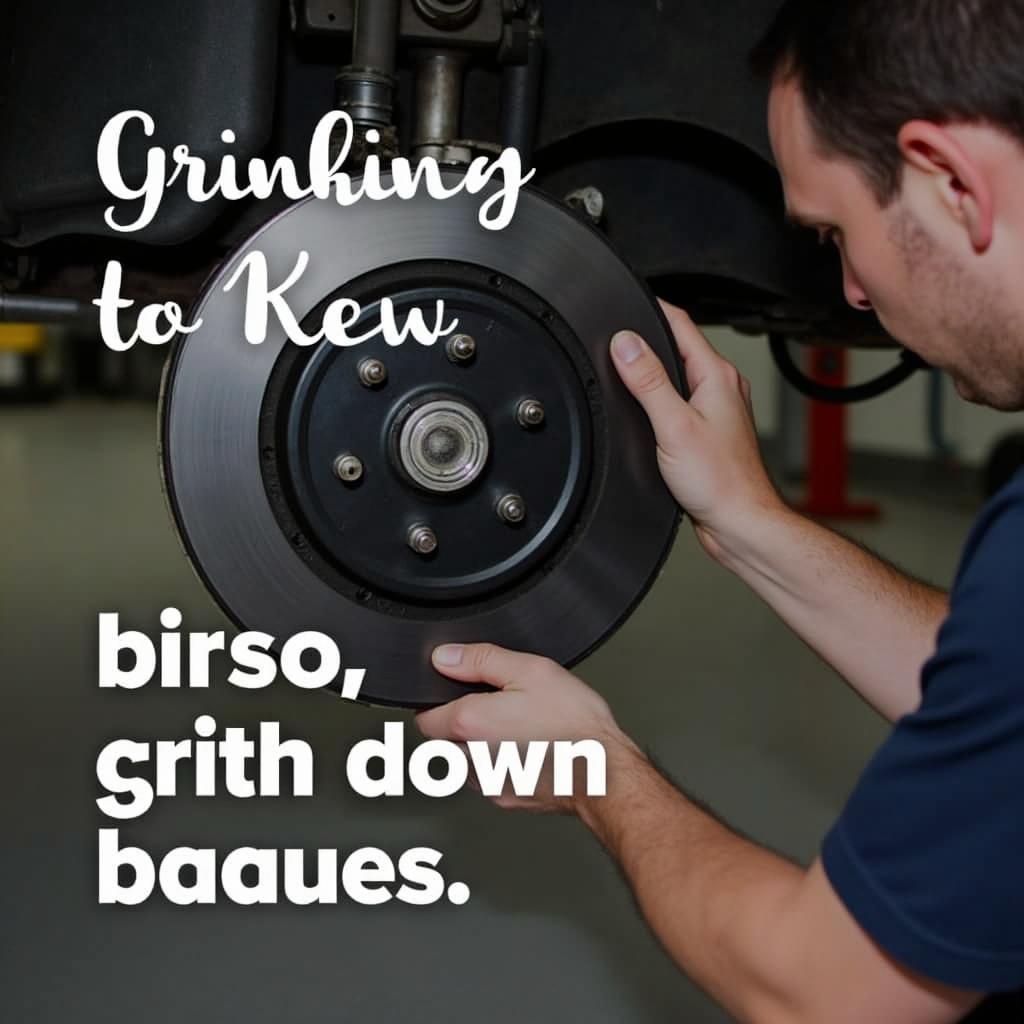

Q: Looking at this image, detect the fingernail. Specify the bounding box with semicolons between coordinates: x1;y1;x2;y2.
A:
612;331;643;364
433;644;464;667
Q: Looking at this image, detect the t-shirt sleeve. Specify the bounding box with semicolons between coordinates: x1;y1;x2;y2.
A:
822;480;1024;993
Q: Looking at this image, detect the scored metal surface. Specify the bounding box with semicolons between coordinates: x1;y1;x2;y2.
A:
161;181;682;707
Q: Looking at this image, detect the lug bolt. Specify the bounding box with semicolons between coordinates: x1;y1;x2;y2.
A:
407;523;439;555
496;493;526;525
516;398;545;428
333;453;364;484
358;357;388;388
446;333;477;364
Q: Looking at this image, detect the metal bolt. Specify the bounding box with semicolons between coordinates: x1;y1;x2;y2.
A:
496;493;526;525
407;523;439;555
516;398;545;428
446;333;477;364
358;357;388;388
333;453;364;484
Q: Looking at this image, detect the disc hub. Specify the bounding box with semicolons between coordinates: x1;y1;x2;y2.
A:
395;396;489;493
268;261;595;605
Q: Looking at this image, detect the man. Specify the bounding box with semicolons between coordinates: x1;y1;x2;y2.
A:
417;1;1024;1020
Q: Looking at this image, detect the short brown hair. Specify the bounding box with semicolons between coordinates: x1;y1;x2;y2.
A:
751;0;1024;201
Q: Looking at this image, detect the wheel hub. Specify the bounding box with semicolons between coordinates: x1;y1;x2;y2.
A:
395;397;489;494
271;263;594;605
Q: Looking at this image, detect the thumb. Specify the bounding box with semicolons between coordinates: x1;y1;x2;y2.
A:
611;330;695;447
431;643;544;689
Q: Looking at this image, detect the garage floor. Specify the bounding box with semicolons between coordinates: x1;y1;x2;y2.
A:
0;399;977;1023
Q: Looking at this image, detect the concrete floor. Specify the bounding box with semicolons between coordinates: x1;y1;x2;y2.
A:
0;400;978;1023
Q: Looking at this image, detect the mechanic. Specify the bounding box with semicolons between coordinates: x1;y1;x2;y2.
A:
416;2;1024;1021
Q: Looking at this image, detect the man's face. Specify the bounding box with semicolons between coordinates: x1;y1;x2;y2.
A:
768;77;1024;410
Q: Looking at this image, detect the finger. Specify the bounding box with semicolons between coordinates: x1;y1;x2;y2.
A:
458;742;482;793
414;705;454;740
656;298;724;394
415;693;485;741
610;330;697;448
431;642;545;689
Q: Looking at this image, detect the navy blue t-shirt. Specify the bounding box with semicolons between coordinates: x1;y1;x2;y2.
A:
822;471;1024;1019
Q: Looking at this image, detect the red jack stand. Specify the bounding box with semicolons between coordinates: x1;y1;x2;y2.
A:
799;346;880;521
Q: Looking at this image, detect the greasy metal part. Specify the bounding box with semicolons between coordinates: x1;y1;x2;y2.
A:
500;2;543;166
516;397;545;428
413;0;482;29
565;186;605;225
335;68;397;132
445;332;476;363
0;291;90;325
407;523;439;555
496;493;526;524
0;290;146;338
413;50;468;161
335;0;400;159
333;453;364;483
357;357;388;387
295;0;503;49
160;177;682;708
352;0;400;70
395;398;490;493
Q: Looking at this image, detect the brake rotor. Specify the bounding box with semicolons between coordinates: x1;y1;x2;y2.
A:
160;177;683;707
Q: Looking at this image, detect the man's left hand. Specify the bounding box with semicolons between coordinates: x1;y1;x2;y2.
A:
415;643;636;814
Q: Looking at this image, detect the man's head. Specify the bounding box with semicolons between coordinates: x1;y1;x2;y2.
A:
753;0;1024;409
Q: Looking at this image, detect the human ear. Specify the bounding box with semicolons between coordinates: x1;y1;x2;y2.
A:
897;120;994;253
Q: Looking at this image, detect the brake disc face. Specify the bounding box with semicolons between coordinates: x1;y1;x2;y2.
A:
160;181;682;707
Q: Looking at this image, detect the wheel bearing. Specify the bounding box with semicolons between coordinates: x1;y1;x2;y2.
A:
394;397;489;493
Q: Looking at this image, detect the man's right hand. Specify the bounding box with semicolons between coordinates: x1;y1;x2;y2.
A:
610;299;786;566
612;299;946;721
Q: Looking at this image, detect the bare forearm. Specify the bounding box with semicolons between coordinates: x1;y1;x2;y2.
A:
714;505;948;720
579;739;806;1024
